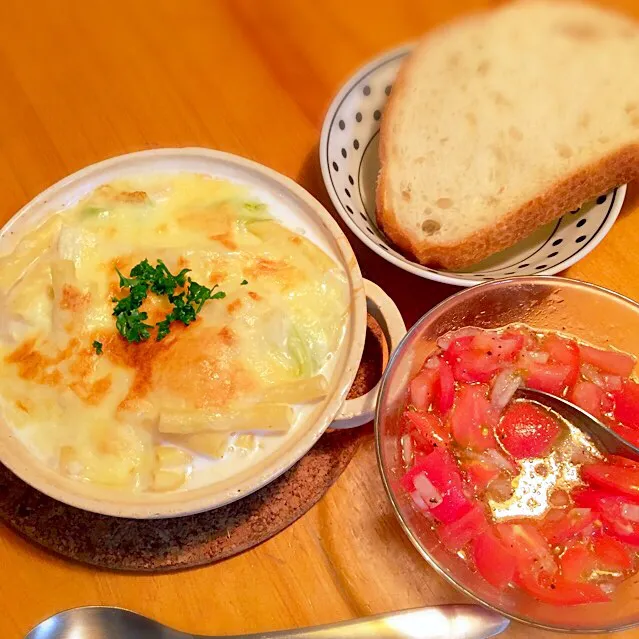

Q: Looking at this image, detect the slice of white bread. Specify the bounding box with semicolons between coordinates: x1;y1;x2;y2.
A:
377;0;639;270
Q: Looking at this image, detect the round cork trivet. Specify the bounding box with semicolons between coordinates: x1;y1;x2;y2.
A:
0;314;387;572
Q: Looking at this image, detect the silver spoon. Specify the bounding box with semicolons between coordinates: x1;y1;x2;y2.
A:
515;386;639;461
25;604;509;639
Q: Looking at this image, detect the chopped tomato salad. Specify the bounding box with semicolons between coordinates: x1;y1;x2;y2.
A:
399;326;639;606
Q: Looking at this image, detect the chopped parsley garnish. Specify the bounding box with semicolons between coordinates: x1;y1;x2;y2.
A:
111;259;225;343
240;279;248;286
92;340;103;355
244;202;266;212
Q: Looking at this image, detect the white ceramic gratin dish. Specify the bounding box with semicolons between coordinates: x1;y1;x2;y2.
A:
0;148;406;519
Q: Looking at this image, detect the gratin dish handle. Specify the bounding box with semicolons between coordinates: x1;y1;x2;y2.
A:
331;278;406;429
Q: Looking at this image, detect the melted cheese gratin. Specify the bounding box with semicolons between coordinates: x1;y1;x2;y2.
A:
0;174;348;492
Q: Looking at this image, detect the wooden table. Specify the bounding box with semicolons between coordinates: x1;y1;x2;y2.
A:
1;0;639;637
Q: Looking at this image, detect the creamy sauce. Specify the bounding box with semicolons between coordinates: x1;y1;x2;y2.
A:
0;174;349;492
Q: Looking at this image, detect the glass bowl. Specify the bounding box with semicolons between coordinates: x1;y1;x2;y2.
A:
375;276;639;633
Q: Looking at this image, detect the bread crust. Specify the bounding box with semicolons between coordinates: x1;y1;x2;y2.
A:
379;144;639;271
376;2;639;271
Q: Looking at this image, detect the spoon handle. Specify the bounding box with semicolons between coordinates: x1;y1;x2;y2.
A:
249;605;509;639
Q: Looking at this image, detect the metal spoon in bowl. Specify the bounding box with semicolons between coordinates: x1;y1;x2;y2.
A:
515;387;639;462
25;604;509;639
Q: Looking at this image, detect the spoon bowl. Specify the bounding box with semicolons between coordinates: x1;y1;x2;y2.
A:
25;604;509;639
515;387;639;462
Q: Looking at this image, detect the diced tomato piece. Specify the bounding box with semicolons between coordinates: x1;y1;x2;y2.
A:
572;487;620;510
613;380;639;430
610;423;639;447
570;381;605;418
410;368;439;411
543;334;580;386
497;401;562;459
405;411;451;452
573;487;639;546
472;331;524;361
562;536;633;583
496;523;558;578
452;350;501;383
438;504;487;551
450;384;498;451
579;344;636;377
437;359;455;413
445;335;475;359
593;535;634;572
516;570;609;605
561;544;600;583
525;362;573;395
541;508;597;545
464;459;500;491
471;530;516;589
401;448;472;524
582;462;639;500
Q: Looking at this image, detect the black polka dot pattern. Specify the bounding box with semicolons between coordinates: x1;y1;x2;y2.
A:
341;148;347;158
552;239;563;246
576;218;586;227
373;110;382;121
332;161;339;171
344;188;351;198
597;195;607;204
338;120;345;130
355;112;362;122
547;252;558;258
576;235;587;243
385;85;392;96
348;175;354;185
363;85;371;96
353;139;360;150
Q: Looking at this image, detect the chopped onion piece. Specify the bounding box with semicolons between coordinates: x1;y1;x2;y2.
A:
424;356;440;370
581;362;605;387
600;583;616;595
401;434;413;466
605;375;623;391
487;477;515;502
528;351;550;363
483;448;516;472
621;503;639;522
490;369;522;413
413;472;443;508
410;490;428;511
549;490;570;508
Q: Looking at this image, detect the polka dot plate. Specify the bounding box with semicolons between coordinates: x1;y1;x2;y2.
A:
319;44;627;287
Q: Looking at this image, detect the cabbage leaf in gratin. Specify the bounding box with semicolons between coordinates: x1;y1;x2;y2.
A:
0;174;348;492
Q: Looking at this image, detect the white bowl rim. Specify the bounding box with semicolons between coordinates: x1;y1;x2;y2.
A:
0;147;368;519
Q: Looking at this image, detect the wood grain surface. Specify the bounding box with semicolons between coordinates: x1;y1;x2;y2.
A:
1;1;639;637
